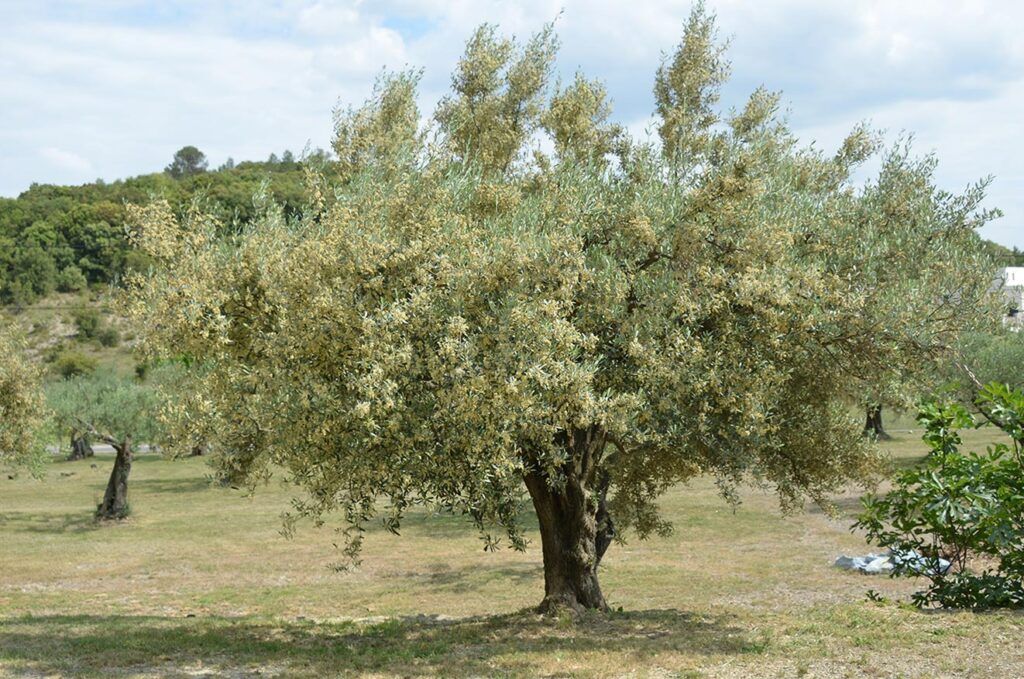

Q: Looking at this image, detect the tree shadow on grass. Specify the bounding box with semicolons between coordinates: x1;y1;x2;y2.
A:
0;511;99;534
131;477;218;494
806;494;867;520
387;503;541;540
386;561;542;595
0;609;763;678
889;453;929;472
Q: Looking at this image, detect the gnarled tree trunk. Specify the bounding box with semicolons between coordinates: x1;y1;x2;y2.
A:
525;469;609;614
67;432;94;461
863;404;892;441
97;438;132;520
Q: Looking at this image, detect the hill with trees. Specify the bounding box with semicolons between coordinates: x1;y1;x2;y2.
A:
0;147;326;306
1;144;1016;312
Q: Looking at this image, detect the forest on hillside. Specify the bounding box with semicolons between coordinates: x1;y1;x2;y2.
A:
2;144;1022;309
0;147;328;306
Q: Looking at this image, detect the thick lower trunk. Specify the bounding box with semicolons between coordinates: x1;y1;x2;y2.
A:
525;470;609;614
863;404;891;441
96;440;132;520
67;433;94;461
189;443;207;457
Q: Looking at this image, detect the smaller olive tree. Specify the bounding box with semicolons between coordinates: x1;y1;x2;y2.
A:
0;323;47;474
48;372;162;519
955;330;1024;395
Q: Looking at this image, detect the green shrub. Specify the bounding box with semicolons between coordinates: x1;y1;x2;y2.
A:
857;383;1024;609
97;326;120;348
8;279;38;308
134;362;149;380
121;249;155;277
42;341;67;363
52;351;98;379
10;247;58;302
72;309;102;340
56;266;88;293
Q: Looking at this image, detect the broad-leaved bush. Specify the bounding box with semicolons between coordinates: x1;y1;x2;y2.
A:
858;384;1024;609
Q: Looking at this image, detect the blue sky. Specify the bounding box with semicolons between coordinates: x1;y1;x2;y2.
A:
1;0;1020;247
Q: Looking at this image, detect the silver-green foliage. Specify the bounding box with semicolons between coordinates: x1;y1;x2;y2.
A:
47;371;162;448
123;5;997;589
958;330;1024;391
0;322;47;474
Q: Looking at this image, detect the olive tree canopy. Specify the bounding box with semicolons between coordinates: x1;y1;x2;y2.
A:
0;322;46;474
125;6;997;612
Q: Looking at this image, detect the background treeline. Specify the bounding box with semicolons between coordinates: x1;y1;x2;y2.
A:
981;239;1024;267
1;144;1020;309
0;147;324;306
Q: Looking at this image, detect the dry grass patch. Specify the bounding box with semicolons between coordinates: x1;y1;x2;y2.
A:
1;422;1022;677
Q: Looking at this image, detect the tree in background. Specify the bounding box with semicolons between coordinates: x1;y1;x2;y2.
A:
56;265;88;293
165;146;208;180
48;372;162;519
0;323;47;473
0;151;312;304
862;403;892;441
66;427;95;461
950;330;1024;405
125;5;996;613
9;246;58;306
981;240;1024;267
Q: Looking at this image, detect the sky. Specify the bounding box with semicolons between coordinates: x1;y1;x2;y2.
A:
1;0;1021;247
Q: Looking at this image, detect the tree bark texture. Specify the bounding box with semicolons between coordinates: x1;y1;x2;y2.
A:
863;404;892;441
594;468;615;566
525;462;609;614
96;439;132;520
522;427;617;614
67;432;94;461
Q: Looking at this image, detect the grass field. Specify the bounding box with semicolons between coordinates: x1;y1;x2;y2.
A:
2;421;1022;677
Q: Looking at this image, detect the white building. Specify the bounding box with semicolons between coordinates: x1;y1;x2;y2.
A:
1003;267;1024;288
997;267;1024;324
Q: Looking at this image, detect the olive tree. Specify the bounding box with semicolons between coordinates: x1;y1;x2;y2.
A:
124;6;996;612
48;372;161;519
957;330;1024;392
0;323;46;473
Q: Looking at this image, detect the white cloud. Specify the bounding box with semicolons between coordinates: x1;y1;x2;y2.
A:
295;2;362;36
1;0;1020;246
39;146;94;174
